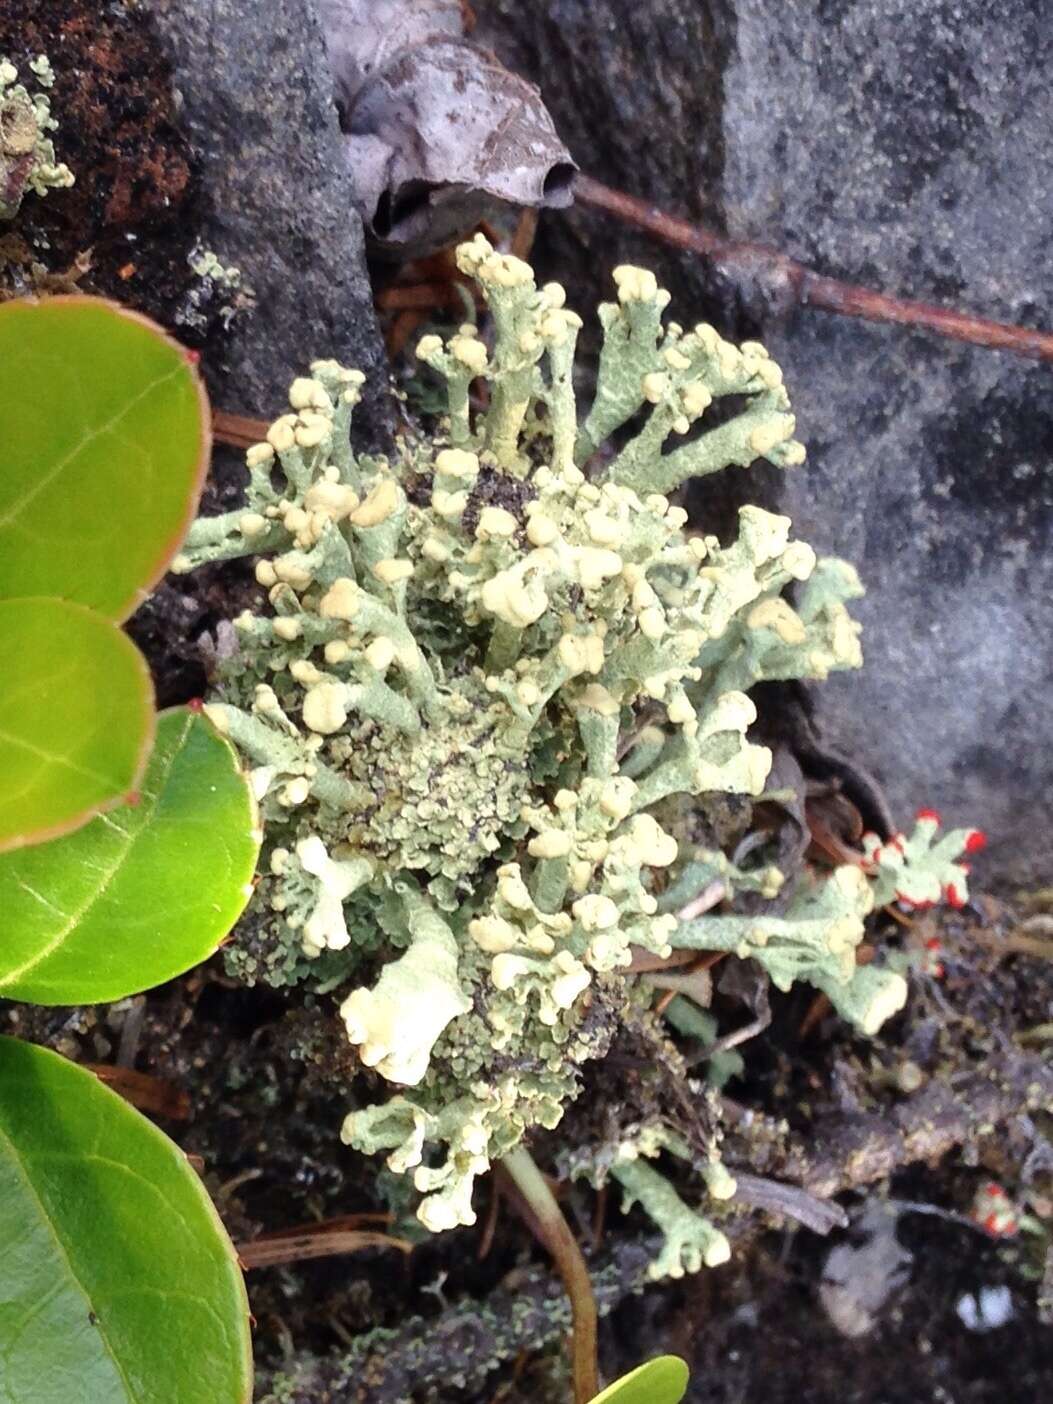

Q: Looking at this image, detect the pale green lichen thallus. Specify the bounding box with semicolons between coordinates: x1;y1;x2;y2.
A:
173;237;975;1271
0;55;73;220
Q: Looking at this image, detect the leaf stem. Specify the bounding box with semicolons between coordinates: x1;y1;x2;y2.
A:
500;1145;599;1403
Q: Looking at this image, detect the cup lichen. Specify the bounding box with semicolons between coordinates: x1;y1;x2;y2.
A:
174;236;976;1271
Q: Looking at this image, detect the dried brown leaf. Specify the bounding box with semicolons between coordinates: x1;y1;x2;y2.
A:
320;0;575;254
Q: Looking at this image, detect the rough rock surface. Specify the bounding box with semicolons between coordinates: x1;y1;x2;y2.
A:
146;0;388;436
475;0;1053;885
471;1;734;328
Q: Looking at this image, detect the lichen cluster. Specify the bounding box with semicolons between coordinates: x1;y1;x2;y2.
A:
0;55;73;221
175;236;972;1272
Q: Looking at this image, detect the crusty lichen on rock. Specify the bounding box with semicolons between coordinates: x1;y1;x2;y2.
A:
0;55;73;221
174;235;971;1269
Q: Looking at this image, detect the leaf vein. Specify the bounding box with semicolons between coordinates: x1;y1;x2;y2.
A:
0;364;185;531
0;1121;137;1399
0;734;185;990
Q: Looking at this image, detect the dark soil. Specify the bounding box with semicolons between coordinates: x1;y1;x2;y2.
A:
1;5;1050;1401
1;0;265;705
2;0;214;337
678;1184;1053;1404
6;904;1050;1402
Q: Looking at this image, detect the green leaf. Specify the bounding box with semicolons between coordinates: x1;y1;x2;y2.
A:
0;296;209;620
0;708;260;1003
0;597;155;853
589;1356;690;1404
0;1037;252;1404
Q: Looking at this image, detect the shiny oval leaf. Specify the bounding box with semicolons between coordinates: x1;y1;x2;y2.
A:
589;1357;690;1404
0;708;260;1003
0;1036;252;1404
0;296;209;620
0;597;155;852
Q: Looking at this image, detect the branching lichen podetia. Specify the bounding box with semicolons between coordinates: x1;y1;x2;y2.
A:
174;236;977;1274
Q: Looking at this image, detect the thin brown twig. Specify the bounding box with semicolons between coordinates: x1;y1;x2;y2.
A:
648;960;715;1018
487;1350;530;1404
626;947;708;973
973;928;1053;962
510;207;540;262
214;184;1051;454
573;174;1053;363
805;810;866;868
216;1167;264;1201
797;943;875;1039
685;1011;769;1066
238;1229;412;1270
883;905;916;929
477;1180;501;1262
590;1184;608;1251
653;985;678;1017
375;280;472;312
387;308;428;360
213;409;270;448
797;992;833;1039
695;951;727;972
261;1212;394;1238
256;1051;1052;1403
